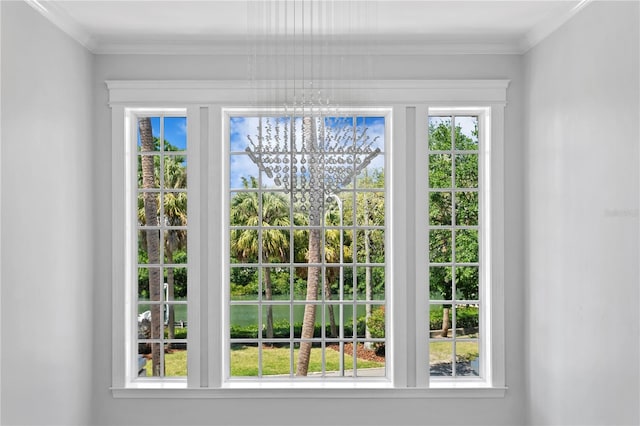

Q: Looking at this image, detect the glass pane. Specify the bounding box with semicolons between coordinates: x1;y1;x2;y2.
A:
163;193;187;225
268;268;291;300
429;154;452;188
292;304;323;338
229;305;258;337
455;191;478;226
230;343;259;377
230;116;254;152
455;229;478;263
164;267;187;300
356;158;385;188
429;304;452;338
138;156;160;188
455;305;480;336
138;267;161;301
230;229;258;263
137;304;152;339
230;266;259;301
357;230;385;263
137;117;160;151
164;155;187;189
230;155;260;190
163;343;187;377
430;341;453;376
455;154;478;188
230;192;258;226
261;191;290;227
355;342;386;377
429;191;452;226
164;304;187;339
262;343;292;376
164;231;187;263
454;116;479;150
356;266;385;300
456;340;480;376
262;305;290;339
164;117;187;151
428;116;452;151
455;266;479;301
138;304;163;340
138;193;161;226
364;304;385;339
355;193;385;225
139;343;162;377
322;305;342;338
429;266;452;300
429;229;452;263
138;230;161;263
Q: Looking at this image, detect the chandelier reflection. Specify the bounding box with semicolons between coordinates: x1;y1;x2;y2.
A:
245;0;379;219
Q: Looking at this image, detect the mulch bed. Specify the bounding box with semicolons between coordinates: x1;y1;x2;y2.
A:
327;342;385;363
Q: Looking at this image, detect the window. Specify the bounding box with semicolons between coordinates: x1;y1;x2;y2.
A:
428;114;481;379
109;80;507;396
226;112;387;379
135;114;189;378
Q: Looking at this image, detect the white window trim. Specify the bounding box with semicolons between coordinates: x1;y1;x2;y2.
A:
109;79;508;398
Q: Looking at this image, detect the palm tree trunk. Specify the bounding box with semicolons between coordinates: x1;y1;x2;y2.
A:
166;251;175;349
139;117;162;376
297;117;323;376
440;306;451;338
325;276;337;338
364;199;373;349
264;266;274;340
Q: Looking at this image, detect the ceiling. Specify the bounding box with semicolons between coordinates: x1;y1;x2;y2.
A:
26;0;591;54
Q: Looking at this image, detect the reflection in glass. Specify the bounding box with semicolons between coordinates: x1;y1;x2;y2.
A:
429;154;452;188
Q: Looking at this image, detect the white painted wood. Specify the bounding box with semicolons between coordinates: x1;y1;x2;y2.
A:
414;104;430;388
29;1;583;55
186;105;201;388
111;105;127;388
108;79;508;393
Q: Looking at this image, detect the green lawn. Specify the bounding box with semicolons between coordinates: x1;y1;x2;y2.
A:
231;345;383;376
429;340;479;364
143;346;384;377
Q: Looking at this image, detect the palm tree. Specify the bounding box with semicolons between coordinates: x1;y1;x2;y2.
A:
296;117;324;376
162;155;187;344
138;117;162;376
230;176;290;339
138;144;188;347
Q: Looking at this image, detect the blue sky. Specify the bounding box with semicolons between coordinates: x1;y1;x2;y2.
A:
229;116;386;189
143;116;187;150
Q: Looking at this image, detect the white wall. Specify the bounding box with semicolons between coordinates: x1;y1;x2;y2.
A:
1;2;94;425
91;55;526;425
524;2;640;425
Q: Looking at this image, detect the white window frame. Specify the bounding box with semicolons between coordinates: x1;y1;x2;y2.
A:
222;108;391;384
109;80;508;398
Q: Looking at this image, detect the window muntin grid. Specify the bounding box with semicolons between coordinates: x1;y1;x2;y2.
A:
227;113;387;379
136;114;189;378
428;115;481;379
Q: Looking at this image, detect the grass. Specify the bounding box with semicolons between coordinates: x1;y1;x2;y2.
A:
231;345;383;376
142;349;187;377
429;339;479;364
143;346;384;377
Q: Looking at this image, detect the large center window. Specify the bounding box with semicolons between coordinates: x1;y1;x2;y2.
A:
225;111;387;379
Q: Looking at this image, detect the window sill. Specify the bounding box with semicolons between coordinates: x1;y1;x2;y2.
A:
111;384;507;399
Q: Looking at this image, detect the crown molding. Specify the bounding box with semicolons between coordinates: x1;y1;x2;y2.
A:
93;36;522;56
24;0;97;51
519;0;593;53
25;0;594;56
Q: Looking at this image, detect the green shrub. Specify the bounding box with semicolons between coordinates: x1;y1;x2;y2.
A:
366;306;385;338
429;305;479;330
